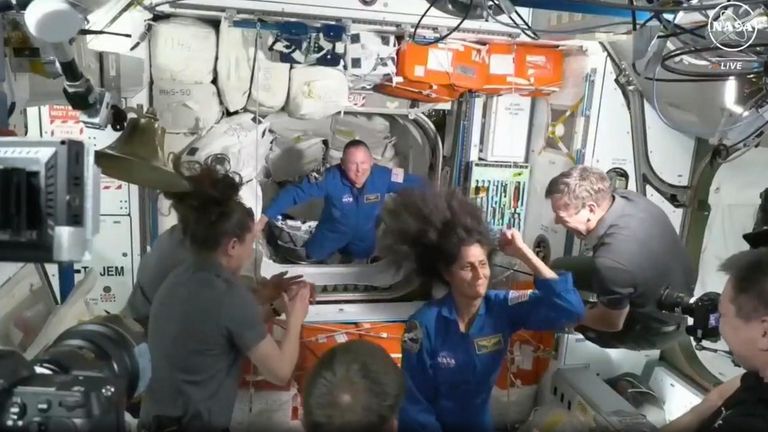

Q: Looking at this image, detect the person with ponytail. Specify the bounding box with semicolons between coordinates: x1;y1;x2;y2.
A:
122;165;309;331
137;167;311;432
377;187;585;432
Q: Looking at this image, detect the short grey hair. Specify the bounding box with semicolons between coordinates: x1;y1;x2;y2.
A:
545;166;613;208
303;340;404;432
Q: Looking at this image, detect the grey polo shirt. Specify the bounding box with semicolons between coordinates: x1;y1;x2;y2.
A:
123;224;192;328
559;190;696;349
140;256;267;431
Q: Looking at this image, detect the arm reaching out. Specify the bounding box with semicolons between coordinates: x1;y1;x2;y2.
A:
262;174;328;221
493;229;585;331
660;374;742;432
498;229;557;279
246;287;311;385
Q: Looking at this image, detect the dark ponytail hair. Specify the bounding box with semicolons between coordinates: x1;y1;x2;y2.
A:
164;163;254;253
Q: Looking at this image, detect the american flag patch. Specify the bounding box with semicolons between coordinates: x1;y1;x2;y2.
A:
508;290;533;305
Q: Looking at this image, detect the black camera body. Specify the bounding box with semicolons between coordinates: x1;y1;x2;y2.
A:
743;187;768;250
1;368;126;432
0;315;148;432
658;289;721;343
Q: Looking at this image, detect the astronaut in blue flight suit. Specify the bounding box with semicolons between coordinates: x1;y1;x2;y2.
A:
258;139;425;262
377;188;585;432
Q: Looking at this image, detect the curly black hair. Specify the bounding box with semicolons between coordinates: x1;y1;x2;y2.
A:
164;164;254;253
378;186;494;282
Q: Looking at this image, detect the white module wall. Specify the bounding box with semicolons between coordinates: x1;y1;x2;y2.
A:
584;54;696;234
25;105;143;312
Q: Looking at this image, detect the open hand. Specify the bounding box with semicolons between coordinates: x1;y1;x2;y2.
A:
269;271;304;292
284;285;311;325
286;281;318;304
259;271;304;304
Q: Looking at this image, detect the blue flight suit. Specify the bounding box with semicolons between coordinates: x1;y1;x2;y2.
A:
398;273;585;432
263;163;424;261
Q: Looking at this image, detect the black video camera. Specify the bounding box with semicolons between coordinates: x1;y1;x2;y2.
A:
658;289;721;343
743;187;768;250
0;315;148;432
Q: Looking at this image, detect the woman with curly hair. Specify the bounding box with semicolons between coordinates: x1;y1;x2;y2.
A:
138;166;312;432
122;164;308;331
378;187;585;432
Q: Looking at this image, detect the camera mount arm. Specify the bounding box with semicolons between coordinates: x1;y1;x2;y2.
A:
23;0;114;129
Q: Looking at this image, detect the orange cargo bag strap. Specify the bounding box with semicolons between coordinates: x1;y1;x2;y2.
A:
375;79;464;103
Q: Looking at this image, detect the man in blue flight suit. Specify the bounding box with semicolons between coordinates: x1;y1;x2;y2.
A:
258;139;425;262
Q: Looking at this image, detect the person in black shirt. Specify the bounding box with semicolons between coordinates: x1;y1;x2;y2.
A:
545;166;696;350
661;248;768;432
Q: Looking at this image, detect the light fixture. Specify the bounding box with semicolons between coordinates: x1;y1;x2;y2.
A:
724;76;744;114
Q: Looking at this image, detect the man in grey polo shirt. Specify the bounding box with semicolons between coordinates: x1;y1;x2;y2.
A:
545;166;696;350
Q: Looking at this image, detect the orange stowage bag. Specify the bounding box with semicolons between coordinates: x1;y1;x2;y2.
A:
481;42;564;96
496;330;556;389
396;40;487;91
374;79;465;103
495;278;556;389
294;322;406;394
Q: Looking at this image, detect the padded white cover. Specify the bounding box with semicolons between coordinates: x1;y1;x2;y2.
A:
216;18;252;112
267;137;326;182
150;17;216;84
264;112;332;149
246;38;291;114
152;81;223;133
239;179;263;223
695;147;768;297
180;113;273;182
345;31;397;89
286;66;349;120
387;116;432;177
329;113;397;158
691;147;768;382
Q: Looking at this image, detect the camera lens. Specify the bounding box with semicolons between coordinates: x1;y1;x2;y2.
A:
658;288;692;314
33;315;149;400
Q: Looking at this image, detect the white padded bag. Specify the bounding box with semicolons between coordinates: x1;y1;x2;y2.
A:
329;113;396;158
345;31;397;89
153;81;223;133
267;137;326;182
179;113;273;181
239;179;263;221
150;17;217;84
286;66;349;120
216;18;254;112
246;37;291;114
264;112;332;150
